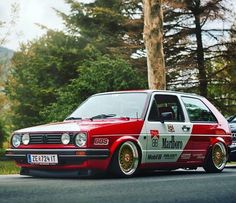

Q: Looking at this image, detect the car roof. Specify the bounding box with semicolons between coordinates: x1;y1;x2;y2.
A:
94;90;203;98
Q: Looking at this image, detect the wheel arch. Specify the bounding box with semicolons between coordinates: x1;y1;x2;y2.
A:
203;139;228;173
109;136;143;166
208;137;229;155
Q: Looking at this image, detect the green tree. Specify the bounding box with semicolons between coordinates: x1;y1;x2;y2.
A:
6;29;147;129
207;57;236;114
164;0;233;98
208;20;236;114
60;0;146;73
0;3;19;147
62;0;235;97
6;0;148;130
0;120;6;148
41;54;147;122
7;30;90;129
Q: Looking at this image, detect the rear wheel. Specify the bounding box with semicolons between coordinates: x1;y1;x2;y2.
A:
203;142;227;173
110;141;140;177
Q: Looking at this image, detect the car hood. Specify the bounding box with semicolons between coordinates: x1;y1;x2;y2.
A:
15;121;82;133
15;118;144;135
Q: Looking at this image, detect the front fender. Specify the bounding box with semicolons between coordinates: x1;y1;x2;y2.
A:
109;136;142;158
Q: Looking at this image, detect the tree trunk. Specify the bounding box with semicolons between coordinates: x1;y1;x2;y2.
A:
143;0;166;90
194;13;208;97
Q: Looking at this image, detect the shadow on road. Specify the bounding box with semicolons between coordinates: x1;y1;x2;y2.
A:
17;169;215;180
15;165;236;180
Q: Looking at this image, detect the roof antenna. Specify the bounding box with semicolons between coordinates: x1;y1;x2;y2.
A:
136;112;139;120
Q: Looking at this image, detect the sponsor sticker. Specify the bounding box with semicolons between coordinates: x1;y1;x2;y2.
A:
152;138;158;147
163;154;177;160
162;136;183;149
167;124;175;133
150;130;159;139
192;153;205;160
148;154;162;160
180;153;191;160
150;130;159;148
94;138;109;146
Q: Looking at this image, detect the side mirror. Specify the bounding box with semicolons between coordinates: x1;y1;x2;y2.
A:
160;112;174;123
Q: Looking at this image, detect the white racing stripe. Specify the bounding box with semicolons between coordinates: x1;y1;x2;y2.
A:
15;122;81;133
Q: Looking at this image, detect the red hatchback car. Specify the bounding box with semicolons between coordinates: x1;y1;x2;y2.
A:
6;90;232;177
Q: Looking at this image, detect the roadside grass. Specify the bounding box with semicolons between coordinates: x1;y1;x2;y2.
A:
0;160;20;175
1;143;20;175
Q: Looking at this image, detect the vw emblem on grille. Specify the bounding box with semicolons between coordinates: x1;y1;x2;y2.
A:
43;135;48;143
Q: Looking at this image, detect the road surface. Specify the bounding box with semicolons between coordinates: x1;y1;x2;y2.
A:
0;167;235;203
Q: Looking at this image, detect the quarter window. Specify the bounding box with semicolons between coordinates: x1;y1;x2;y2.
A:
181;97;217;123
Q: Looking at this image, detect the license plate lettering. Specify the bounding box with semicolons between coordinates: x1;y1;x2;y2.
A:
27;154;58;165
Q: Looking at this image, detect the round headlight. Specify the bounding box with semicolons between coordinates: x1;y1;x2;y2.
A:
12;134;21;148
22;133;30;145
75;133;87;147
61;133;70;145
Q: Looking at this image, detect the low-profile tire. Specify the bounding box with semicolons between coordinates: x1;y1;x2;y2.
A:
110;141;140;177
203;142;227;173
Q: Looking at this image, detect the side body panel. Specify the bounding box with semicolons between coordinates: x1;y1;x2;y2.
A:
139;92;232;169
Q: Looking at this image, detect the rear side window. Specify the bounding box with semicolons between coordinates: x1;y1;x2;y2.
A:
181;97;217;123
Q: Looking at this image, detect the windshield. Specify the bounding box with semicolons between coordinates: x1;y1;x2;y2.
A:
67;93;148;120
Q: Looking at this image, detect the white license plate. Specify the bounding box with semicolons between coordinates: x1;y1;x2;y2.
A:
27;154;58;165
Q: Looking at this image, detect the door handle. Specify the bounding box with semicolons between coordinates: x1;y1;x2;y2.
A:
182;125;190;132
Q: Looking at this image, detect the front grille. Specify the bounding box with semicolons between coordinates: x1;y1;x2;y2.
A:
29;134;72;144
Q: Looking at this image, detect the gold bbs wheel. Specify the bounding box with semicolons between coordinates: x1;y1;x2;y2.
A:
118;141;139;176
212;142;227;170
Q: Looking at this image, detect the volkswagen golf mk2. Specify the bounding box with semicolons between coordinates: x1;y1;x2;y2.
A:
6;90;232;177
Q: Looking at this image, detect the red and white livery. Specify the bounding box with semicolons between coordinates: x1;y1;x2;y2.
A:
6;90;232;177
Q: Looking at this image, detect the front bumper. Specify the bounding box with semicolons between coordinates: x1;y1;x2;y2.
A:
5;148;110;166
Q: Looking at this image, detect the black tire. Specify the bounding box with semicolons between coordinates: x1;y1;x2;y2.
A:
110;141;140;177
203;142;227;173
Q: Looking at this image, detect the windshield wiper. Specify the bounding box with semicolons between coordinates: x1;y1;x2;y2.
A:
90;114;116;120
65;117;82;121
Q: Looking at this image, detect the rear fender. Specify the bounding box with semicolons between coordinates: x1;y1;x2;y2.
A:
209;137;226;147
206;137;229;158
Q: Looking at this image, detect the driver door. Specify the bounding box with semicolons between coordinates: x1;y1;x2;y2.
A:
143;93;192;163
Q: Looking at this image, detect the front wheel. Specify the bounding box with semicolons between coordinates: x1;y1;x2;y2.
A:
110;141;140;177
203;142;227;173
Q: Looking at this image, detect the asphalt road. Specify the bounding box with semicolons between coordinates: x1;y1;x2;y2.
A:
0;167;236;203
